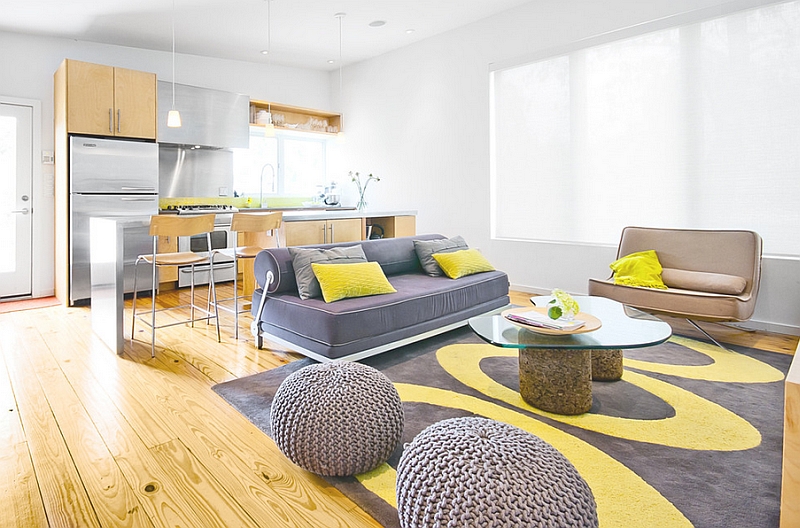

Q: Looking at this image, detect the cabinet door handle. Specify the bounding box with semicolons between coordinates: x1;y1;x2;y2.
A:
117;109;121;133
109;109;113;133
330;224;335;243
322;224;327;244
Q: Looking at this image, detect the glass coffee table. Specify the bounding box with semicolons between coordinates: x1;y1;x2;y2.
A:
468;296;672;415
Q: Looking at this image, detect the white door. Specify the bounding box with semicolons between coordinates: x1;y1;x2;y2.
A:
0;102;33;298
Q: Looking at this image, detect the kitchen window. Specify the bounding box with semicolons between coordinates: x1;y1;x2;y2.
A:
233;127;327;200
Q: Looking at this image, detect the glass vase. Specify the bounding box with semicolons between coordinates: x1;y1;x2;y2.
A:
356;196;367;211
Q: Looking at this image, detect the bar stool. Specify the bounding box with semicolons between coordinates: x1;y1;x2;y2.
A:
131;214;221;357
212;211;282;339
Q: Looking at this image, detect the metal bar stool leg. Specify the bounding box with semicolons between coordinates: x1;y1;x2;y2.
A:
233;253;240;339
131;257;140;342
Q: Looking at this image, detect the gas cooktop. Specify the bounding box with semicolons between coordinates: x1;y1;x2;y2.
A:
163;204;239;214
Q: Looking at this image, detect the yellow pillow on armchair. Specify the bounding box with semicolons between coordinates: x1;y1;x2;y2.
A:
311;261;396;303
609;250;667;289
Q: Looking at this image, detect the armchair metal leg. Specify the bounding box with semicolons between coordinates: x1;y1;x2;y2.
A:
687;319;730;351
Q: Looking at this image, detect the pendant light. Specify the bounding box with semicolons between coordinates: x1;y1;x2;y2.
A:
335;12;345;140
167;0;182;128
263;0;276;137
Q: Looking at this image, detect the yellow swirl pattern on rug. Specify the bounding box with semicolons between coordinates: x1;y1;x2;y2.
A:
436;343;761;450
356;463;398;509
385;384;692;528
624;335;785;382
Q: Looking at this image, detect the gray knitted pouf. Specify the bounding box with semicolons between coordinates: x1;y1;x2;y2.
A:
270;361;404;477
396;417;598;528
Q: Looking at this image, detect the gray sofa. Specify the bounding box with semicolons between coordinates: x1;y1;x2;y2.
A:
250;234;510;362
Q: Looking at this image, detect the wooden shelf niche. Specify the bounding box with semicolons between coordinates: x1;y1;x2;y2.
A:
249;100;341;135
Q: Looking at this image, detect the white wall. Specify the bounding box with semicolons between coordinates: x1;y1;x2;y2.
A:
332;0;800;335
0;30;331;298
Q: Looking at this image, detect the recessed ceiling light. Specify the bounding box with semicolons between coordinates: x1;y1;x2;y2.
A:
261;50;269;55
406;29;415;34
328;59;335;64
369;20;386;27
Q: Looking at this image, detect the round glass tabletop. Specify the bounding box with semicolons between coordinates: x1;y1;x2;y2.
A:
468;295;672;350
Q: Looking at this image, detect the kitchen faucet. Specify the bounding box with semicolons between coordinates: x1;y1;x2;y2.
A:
259;163;276;208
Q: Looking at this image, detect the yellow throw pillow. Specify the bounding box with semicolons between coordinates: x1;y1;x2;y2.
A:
609;250;667;289
311;262;396;303
431;248;495;279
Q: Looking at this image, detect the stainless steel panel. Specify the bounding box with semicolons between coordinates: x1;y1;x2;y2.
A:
159;145;234;198
178;262;236;288
70;136;159;194
70;194;157;303
157;81;249;149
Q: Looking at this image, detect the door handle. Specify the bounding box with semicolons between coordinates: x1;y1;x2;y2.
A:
11;208;30;215
117;109;121;133
330;223;335;242
109;108;113;133
322;224;327;244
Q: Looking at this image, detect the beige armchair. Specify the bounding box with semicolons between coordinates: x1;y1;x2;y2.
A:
588;226;762;347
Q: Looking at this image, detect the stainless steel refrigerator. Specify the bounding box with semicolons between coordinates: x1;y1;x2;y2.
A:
69;136;158;304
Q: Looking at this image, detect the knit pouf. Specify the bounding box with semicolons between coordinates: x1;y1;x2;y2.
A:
396;417;598;528
270;361;404;476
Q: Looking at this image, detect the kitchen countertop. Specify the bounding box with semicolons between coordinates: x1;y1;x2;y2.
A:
274;208;417;221
160;207;417;221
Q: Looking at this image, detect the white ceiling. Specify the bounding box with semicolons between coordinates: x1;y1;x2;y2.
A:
2;0;531;71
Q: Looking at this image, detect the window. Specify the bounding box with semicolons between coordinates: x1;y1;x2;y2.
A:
490;0;800;257
233;127;327;199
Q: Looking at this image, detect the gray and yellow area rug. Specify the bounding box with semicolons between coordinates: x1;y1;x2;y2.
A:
212;327;790;527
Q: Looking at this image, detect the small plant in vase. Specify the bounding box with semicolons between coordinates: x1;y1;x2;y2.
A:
350;171;380;211
548;289;580;321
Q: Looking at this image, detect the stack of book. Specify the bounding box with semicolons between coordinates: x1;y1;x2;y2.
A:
505;310;586;331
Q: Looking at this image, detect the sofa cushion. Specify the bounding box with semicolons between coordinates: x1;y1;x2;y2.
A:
432;248;495;279
414;236;468;276
288;245;367;300
254;270;509;359
609;250;667;289
312;262;397;303
661;268;747;295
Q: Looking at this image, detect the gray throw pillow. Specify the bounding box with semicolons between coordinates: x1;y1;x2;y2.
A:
289;245;368;299
413;236;468;276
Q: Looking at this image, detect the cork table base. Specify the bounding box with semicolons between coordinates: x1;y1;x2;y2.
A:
519;348;624;415
591;349;623;381
519;348;592;415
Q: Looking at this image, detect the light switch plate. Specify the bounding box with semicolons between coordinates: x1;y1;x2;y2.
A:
218;186;228;196
42;151;54;164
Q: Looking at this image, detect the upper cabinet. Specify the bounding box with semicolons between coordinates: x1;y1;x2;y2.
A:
250;99;342;135
57;59;157;140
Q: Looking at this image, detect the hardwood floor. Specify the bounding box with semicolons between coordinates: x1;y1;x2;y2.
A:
0;287;796;527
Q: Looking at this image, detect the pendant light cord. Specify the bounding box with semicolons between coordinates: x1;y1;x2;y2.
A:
171;0;176;109
338;14;343;95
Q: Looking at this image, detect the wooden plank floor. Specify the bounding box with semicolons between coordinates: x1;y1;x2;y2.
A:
0;286;796;527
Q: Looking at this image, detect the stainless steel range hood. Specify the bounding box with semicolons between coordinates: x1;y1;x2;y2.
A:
157;81;249;149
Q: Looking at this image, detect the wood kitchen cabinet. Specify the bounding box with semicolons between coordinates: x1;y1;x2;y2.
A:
367;216;416;239
284;219;363;246
57;59;157;139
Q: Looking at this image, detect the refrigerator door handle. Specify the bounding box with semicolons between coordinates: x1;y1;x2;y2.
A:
120;187;157;192
119;197;157;201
